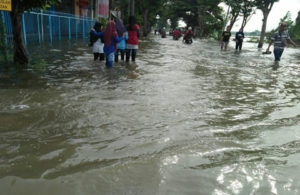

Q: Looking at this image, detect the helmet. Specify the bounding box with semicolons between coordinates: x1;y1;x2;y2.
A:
176;27;179;30
163;27;166;30
188;26;192;30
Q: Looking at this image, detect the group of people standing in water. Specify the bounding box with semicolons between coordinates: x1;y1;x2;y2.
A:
90;18;297;68
220;25;245;51
168;22;297;63
220;23;297;63
90;16;139;68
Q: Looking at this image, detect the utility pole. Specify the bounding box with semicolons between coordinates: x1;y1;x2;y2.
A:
109;0;112;19
130;0;134;16
109;0;114;10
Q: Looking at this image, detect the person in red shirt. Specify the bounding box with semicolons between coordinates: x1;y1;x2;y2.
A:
183;26;193;44
161;27;167;38
173;27;181;40
126;16;140;62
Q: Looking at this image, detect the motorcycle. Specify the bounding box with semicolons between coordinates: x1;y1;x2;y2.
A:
173;35;180;40
184;38;193;44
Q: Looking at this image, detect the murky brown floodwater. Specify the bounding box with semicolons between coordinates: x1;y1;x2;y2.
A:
1;35;300;195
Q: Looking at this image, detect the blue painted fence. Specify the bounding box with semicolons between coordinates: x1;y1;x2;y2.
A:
0;10;97;46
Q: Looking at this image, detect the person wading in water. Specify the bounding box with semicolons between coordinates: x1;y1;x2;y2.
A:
91;21;126;68
235;28;245;51
266;22;297;63
221;26;231;51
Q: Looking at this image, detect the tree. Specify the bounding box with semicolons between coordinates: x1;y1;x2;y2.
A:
114;0;224;38
166;0;223;37
10;0;61;67
160;0;179;30
291;11;300;41
279;11;294;30
266;11;297;43
255;0;279;48
114;0;166;37
196;0;224;37
240;0;256;29
136;0;168;36
223;0;243;31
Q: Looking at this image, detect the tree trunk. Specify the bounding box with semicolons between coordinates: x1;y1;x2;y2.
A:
241;13;254;29
241;16;247;29
143;8;149;37
0;12;8;61
10;1;28;67
197;7;205;37
228;13;239;31
258;11;269;48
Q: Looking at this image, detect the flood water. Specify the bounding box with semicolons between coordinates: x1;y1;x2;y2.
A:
1;35;300;195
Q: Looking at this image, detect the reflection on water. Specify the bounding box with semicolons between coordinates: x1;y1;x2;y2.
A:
1;36;300;194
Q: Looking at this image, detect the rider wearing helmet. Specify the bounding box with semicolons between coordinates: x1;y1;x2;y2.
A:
161;27;167;38
184;26;193;44
173;27;181;40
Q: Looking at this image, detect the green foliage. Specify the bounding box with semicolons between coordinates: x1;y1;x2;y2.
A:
30;59;47;74
254;0;279;11
239;0;256;28
115;0;225;36
266;11;295;42
164;0;224;37
114;0;166;34
254;0;279;47
18;0;62;11
223;0;243;27
279;11;294;30
224;0;242;16
290;11;300;41
99;17;108;27
247;37;259;43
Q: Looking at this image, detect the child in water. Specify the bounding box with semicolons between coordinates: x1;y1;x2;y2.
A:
115;31;128;62
90;22;104;61
91;21;126;68
221;26;231;51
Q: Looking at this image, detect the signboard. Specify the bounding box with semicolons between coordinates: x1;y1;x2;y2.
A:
98;0;109;18
0;0;11;11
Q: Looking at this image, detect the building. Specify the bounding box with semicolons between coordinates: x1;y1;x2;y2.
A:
53;0;108;19
53;0;96;18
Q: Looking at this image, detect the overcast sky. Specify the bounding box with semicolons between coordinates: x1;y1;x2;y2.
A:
225;0;300;32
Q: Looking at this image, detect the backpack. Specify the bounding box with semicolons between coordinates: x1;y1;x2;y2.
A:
89;31;104;47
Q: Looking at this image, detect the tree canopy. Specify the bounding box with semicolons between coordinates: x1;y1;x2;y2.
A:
12;0;61;12
290;11;300;41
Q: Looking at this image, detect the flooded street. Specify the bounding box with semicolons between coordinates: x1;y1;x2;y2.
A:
1;35;300;195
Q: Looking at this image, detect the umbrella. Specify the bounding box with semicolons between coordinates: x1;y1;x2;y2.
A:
115;18;127;37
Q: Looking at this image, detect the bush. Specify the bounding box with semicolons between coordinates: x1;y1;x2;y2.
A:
247;37;259;43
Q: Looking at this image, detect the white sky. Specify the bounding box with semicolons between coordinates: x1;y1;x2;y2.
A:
222;0;300;32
